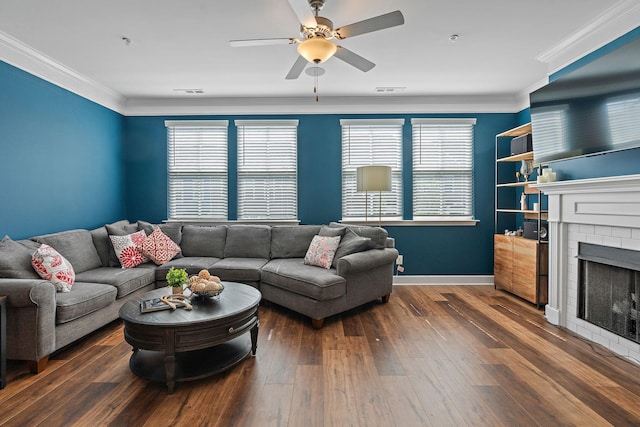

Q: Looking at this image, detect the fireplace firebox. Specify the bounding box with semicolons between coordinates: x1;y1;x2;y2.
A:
578;243;640;344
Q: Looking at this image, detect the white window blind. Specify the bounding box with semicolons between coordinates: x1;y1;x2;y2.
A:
411;118;476;219
166;120;228;220
236;120;298;220
341;119;403;220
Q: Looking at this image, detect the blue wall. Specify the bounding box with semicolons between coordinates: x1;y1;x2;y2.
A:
0;61;125;239
124;113;516;275
5;25;637;275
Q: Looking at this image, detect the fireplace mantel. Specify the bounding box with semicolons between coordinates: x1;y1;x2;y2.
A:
535;174;640;360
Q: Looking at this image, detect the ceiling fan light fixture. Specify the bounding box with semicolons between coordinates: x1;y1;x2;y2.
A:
297;38;337;63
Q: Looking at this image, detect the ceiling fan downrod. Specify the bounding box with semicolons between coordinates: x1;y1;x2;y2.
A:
308;0;325;16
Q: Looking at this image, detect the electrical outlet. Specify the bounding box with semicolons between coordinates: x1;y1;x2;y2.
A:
397;265;404;273
396;254;403;265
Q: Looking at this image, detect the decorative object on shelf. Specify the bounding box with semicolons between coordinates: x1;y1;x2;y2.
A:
542;167;556;182
357;165;391;226
520;192;527;211
166;267;188;295
515;171;521;182
519;159;534;182
187;270;224;299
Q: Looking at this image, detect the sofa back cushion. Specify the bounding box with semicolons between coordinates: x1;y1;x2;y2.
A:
181;225;227;258
329;222;388;249
90;220;129;267
270;225;321;259
0;236;41;279
137;221;182;245
32;229;102;274
224;225;271;259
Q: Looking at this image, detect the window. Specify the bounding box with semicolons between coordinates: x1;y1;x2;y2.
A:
166;120;228;220
411;118;476;219
236;120;298;220
341;119;403;220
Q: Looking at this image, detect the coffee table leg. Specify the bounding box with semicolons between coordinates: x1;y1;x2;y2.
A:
250;320;259;356
165;353;176;393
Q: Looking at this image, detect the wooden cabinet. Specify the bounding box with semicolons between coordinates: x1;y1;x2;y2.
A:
494;123;549;307
494;235;548;305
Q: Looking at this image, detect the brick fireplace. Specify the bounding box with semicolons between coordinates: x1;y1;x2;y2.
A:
536;174;640;360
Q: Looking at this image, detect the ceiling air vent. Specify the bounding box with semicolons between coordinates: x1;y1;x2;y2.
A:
375;87;406;93
173;89;205;94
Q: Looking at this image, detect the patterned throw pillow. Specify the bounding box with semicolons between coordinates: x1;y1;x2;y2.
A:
31;244;75;292
304;235;341;269
109;230;147;268
140;227;181;265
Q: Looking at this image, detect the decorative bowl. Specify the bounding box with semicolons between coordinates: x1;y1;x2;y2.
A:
187;278;224;300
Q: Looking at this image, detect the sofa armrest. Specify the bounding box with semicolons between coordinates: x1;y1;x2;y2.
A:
0;278;56;308
0;278;57;362
336;248;399;277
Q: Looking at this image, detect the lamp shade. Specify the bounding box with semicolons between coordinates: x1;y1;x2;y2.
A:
357;166;392;192
297;38;337;63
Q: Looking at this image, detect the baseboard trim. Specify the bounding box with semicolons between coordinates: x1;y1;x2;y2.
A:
392;275;494;285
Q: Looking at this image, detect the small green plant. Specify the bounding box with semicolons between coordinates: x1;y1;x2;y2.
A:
166;267;188;288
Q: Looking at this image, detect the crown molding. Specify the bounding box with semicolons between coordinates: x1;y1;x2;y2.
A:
0;30;125;113
121;94;523;116
535;0;640;75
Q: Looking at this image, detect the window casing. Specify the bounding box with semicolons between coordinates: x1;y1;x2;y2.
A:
341;119;403;220
411;118;476;220
166;120;228;220
236;120;298;220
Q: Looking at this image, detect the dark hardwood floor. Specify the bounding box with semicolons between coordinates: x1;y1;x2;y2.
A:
2;285;640;426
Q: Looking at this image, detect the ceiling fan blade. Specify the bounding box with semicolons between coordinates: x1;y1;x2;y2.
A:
334;46;375;72
334;10;404;39
229;38;298;47
285;55;308;80
288;0;318;28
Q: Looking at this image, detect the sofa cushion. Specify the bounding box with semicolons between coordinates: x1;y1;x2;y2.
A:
109;231;148;268
75;266;155;299
224;225;271;259
32;229;103;274
0;236;41;279
304;235;341;269
261;258;346;301
90;220;129;267
319;226;345;238
180;225;227;258
140;227;181;265
331;229;371;268
55;281;117;324
105;222;140;266
137;221;182;245
211;258;268;283
154;257;221;282
270;225;321;259
329;222;388;249
31;244;76;292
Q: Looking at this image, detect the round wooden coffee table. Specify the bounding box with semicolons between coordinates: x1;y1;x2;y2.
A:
119;282;261;393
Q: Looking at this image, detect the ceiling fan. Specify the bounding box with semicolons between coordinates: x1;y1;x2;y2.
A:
229;0;405;80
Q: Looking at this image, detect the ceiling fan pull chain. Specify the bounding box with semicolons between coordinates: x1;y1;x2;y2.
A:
314;66;319;102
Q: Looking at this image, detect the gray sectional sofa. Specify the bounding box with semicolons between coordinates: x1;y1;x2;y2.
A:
0;221;398;373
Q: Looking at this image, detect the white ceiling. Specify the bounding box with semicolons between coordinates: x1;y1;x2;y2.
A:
0;0;638;114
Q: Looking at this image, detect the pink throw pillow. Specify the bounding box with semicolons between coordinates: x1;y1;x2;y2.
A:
304;235;341;269
140;227;181;265
31;244;75;292
109;230;147;268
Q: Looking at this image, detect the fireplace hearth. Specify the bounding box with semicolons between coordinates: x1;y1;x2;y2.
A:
578;243;640;344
